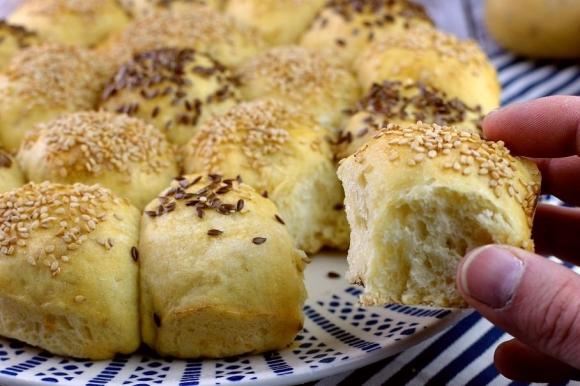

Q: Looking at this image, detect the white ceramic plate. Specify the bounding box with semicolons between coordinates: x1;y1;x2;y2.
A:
0;252;467;386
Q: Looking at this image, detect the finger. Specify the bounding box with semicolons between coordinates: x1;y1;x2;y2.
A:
483;95;580;158
533;156;580;205
494;339;580;382
533;204;580;263
457;245;580;370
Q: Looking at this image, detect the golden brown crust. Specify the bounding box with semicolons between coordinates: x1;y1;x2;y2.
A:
105;8;266;68
140;173;306;358
0;182;124;274
354;122;541;227
0;21;40;69
9;0;130;47
100;48;241;145
355;25;500;113
300;0;433;66
336;80;484;158
237;46;360;133
17;112;179;209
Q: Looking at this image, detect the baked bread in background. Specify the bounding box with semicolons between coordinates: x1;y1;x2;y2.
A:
140;174;307;358
336;80;484;159
119;0;224;18
8;0;130;47
17;111;179;210
486;0;580;59
0;20;39;70
100;48;241;146
355;25;500;114
182;100;349;254
300;0;433;67
102;7;266;70
236;46;360;135
337;122;540;307
225;0;326;45
0;182;141;359
0;45;108;152
0;148;24;193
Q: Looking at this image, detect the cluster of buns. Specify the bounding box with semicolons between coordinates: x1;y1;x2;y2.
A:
0;0;541;360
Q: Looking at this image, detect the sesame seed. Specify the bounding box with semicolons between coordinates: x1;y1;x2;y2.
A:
275;214;285;225
131;246;139;262
74;295;86;303
208;229;223;237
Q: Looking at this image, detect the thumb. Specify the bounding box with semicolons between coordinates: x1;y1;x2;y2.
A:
457;245;580;369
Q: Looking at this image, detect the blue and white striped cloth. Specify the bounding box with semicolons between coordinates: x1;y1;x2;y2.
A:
311;1;580;385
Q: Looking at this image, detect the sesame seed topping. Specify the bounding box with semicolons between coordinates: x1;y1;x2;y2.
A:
74;295;86;303
0;182;122;275
20;112;174;176
364;122;540;225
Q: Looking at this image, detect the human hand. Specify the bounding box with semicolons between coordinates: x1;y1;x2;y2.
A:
456;96;580;382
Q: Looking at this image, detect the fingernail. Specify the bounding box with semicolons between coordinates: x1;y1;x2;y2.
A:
459;245;524;309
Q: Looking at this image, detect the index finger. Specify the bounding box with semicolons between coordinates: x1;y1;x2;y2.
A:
483;96;580;158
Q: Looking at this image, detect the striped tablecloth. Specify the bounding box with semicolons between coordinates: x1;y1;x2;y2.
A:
311;1;580;385
1;1;579;385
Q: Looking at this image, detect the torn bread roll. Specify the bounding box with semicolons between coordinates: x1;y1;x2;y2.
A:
0;21;40;70
337;122;541;308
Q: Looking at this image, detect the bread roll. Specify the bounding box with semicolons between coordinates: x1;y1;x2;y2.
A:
100;48;241;146
17;112;178;210
237;46;360;134
225;0;325;45
0;21;39;71
337;122;541;307
337;80;484;159
182;100;349;254
485;0;580;59
0;182;141;359
300;0;432;67
9;0;130;48
0;149;25;193
355;25;500;114
104;8;265;69
0;45;108;152
140;173;307;358
119;0;224;18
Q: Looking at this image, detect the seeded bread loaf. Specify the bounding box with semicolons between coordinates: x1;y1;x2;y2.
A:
140;174;307;358
0;182;141;359
9;0;130;47
237;46;360;135
337;122;541;307
0;149;25;194
102;7;266;70
300;0;433;67
355;25;500;114
17;111;179;210
486;0;580;59
0;45;109;152
119;0;224;18
100;48;241;146
182;100;349;254
226;0;326;45
336;80;484;159
0;21;39;71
